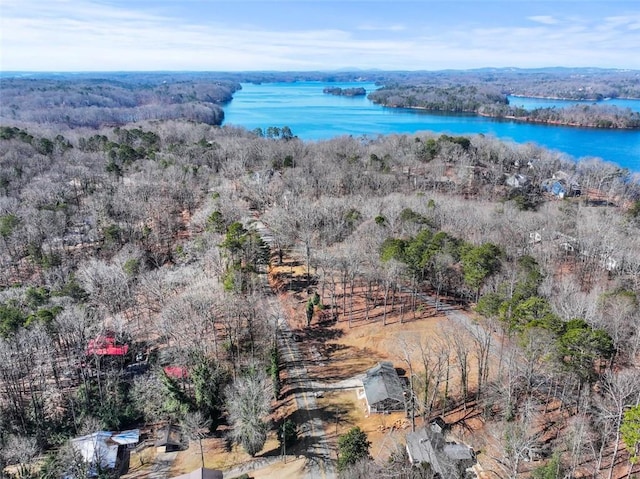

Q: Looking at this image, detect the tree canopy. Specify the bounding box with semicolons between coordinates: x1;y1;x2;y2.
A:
337;427;371;471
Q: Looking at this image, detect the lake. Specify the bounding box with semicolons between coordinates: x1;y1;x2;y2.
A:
222;82;640;172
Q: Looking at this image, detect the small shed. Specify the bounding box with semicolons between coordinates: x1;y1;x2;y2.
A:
362;361;405;414
155;424;183;453
429;417;448;435
528;231;542;244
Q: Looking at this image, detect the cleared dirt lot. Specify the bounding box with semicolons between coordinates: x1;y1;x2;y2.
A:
271;259;485;464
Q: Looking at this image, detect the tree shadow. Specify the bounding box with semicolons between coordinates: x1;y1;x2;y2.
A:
295;326;344;343
264;407;344;462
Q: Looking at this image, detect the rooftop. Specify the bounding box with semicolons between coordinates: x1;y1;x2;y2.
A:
362;361;405;406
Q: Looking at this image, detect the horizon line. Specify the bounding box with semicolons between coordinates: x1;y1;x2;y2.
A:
2;66;639;75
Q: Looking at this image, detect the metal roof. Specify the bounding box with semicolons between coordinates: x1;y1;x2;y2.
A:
406;428;439;469
71;432;118;470
443;443;475;461
406;428;475;479
70;429;140;471
362;361;405;407
111;429;140;445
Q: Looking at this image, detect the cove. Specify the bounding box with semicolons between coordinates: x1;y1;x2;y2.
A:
222;82;640;172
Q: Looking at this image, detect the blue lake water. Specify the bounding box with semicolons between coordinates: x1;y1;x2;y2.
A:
222;82;640;172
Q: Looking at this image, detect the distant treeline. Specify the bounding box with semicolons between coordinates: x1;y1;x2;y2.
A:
2;69;640;129
479;103;640;129
214;68;640;100
367;74;640;129
0;75;240;128
365;68;640;100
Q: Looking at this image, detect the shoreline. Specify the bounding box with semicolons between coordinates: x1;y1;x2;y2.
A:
508;94;640;101
377;104;639;130
476;112;639;130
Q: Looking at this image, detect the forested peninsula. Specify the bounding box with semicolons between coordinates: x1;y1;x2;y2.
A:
0;74;240;128
367;68;640;129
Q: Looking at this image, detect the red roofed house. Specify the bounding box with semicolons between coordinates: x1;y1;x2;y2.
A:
163;366;189;379
86;335;129;356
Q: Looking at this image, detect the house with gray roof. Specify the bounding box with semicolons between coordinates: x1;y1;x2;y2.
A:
362;361;406;414
406;425;475;479
70;429;139;476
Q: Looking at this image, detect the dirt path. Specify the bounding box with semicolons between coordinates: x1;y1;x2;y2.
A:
310;376;364;391
146;451;178;479
221;456;287;478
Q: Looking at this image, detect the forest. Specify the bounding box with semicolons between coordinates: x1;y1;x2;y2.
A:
367;69;640;129
5;69;639;132
367;68;640;100
0;75;240;128
1;71;640;479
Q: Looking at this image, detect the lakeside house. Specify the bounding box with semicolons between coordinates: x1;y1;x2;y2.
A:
541;171;581;198
506;173;530;188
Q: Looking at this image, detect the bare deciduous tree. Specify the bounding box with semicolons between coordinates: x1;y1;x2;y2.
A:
181;411;212;468
226;368;271;456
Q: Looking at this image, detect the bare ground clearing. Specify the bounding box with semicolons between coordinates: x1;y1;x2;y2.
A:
269;258;495;468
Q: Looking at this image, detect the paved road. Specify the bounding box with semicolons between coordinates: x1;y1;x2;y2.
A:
277;314;336;479
251;218;336;479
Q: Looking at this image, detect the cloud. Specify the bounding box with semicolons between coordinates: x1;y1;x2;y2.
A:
602;14;640;30
0;0;413;70
357;23;406;32
1;0;639;71
528;15;559;25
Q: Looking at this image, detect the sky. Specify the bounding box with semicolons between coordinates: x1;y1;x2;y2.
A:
1;0;639;72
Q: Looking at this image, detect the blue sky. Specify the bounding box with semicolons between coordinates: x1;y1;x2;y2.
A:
1;0;639;71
